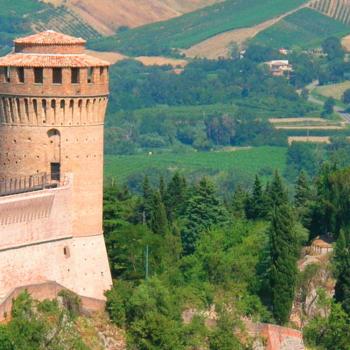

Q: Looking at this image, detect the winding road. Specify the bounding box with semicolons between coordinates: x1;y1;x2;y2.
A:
307;81;350;123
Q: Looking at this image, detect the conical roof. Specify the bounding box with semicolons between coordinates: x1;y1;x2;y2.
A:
14;30;86;45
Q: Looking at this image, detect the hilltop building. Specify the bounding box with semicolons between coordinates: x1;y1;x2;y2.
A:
0;31;112;319
265;60;293;78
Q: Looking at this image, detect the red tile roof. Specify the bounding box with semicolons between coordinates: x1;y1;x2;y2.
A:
14;30;85;45
0;53;110;68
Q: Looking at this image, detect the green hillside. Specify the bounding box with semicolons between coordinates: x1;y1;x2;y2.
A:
253;8;350;49
89;0;308;56
105;146;287;185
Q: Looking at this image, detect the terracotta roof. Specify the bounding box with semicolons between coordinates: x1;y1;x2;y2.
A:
0;53;110;68
312;239;333;249
14;30;85;45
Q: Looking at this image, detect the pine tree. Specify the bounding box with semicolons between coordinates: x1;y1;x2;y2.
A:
150;191;168;235
231;185;248;219
295;171;312;208
181;178;228;255
246;175;266;219
268;171;288;208
268;204;298;324
334;230;350;315
164;172;187;222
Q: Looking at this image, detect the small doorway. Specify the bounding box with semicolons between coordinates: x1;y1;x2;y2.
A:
51;162;60;181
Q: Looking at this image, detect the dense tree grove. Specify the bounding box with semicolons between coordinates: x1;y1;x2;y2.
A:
102;160;350;348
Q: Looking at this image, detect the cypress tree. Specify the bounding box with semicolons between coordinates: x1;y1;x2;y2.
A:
269;204;298;324
334;230;350;315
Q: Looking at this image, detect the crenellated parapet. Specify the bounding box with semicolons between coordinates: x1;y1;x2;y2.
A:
0;96;108;126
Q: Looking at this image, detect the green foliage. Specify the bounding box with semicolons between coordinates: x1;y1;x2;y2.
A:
323;97;336;116
208;310;244;350
311;167;350;237
295;171;312;208
342;88;350;104
322;36;345;61
253;8;350;49
57;289;81;320
1;291;88;350
304;302;350;350
334;229;350;315
245;175;268;220
181;178;228;255
286;142;322;180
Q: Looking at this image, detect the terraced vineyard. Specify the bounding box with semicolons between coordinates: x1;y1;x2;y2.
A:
89;0;308;56
310;0;350;25
32;6;100;40
0;0;100;53
253;7;350;49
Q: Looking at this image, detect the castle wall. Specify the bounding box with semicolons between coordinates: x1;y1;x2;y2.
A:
0;235;112;303
0;124;105;237
0;182;72;249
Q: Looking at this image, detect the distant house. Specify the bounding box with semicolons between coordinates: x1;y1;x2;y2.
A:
310;236;333;256
279;48;289;56
264;60;293;78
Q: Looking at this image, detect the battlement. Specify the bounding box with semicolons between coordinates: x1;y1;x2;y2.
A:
0;172;68;197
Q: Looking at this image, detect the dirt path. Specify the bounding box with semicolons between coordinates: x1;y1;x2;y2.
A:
87;50;188;67
183;2;311;59
307;81;350;124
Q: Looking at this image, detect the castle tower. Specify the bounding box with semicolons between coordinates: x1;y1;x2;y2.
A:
0;31;112;316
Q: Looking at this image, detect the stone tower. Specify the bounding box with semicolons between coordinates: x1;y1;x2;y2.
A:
0;31;112;317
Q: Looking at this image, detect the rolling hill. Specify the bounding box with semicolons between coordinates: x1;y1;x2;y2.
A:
252;7;350;49
88;0;309;56
43;0;222;35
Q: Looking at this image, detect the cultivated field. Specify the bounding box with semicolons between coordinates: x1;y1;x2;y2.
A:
288;136;331;144
315;81;350;100
90;0;308;55
310;0;350;25
87;50;188;67
104;146;287;183
253;7;350;49
184;3;308;59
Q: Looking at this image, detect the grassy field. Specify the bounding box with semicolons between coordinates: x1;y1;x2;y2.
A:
104;146;287;184
0;0;45;16
89;0;307;56
315;81;350;101
252;8;350;49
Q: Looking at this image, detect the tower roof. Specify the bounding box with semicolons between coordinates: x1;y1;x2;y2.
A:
0;54;110;68
14;30;86;46
0;31;110;68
